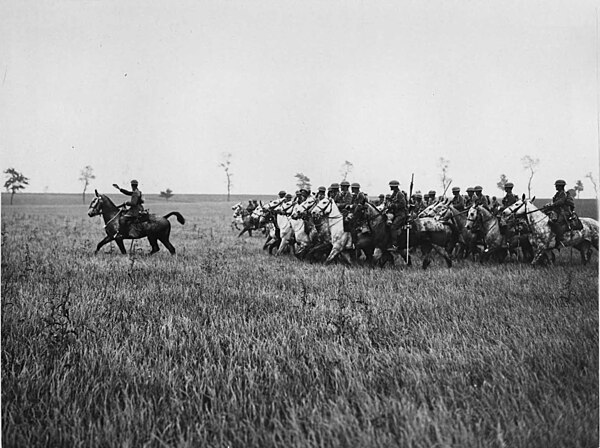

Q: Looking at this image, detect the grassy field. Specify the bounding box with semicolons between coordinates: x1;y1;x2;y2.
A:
2;194;598;447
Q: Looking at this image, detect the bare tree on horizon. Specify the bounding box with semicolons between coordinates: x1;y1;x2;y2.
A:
521;155;539;199
79;165;95;204
585;172;598;198
218;153;233;201
340;160;354;182
438;158;452;195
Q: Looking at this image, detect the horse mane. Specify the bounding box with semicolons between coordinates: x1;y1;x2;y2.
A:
100;194;118;209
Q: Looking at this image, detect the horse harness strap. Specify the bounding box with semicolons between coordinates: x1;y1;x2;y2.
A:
103;209;122;229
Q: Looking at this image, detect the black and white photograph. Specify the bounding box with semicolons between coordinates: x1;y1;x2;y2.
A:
2;0;598;446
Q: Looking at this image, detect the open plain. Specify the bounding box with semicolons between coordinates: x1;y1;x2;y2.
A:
2;194;598;447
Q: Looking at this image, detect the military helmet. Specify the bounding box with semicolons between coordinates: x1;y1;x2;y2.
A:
317;186;326;193
299;188;309;196
330;182;340;189
474;185;483;192
466;187;474;193
554;179;566;186
389;180;400;187
340;180;350;187
451;187;460;193
278;190;286;196
130;179;139;185
415;192;423;199
285;193;293;199
351;182;360;189
504;182;514;189
428;190;436;196
378;194;385;198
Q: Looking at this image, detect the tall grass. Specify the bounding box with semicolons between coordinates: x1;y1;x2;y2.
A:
2;199;598;447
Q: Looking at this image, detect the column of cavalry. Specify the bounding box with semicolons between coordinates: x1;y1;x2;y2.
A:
240;179;598;268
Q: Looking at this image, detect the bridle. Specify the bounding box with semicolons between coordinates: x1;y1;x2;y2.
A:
466;205;497;230
312;198;340;219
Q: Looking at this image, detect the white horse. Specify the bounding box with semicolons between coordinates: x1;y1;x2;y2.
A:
231;202;244;230
266;198;297;256
502;199;598;265
311;197;354;264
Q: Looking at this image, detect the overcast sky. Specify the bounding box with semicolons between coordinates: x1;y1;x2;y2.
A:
1;0;598;198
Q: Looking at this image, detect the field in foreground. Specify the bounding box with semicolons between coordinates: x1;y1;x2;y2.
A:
2;196;598;447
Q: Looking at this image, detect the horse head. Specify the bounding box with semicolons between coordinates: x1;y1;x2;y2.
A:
291;196;316;220
501;199;526;223
87;192;120;218
311;197;335;219
88;191;103;217
465;205;479;230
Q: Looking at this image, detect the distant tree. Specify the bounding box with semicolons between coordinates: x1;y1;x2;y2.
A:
294;173;311;190
585;172;598;198
218;152;233;201
521;155;539;198
573;180;584;199
497;174;509;191
160;188;174;201
340;160;354;182
79;165;95;204
4;168;29;205
438;157;452;195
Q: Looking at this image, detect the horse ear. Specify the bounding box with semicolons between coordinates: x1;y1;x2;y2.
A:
95;189;99;197
522;193;525;201
531;196;536;202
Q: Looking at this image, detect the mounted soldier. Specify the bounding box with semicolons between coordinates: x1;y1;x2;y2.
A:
501;182;518;212
450;186;465;211
278;190;286;199
113;179;146;238
473;186;490;210
345;182;368;238
374;194;385;206
328;183;340;201
385;180;408;244
544;179;575;247
410;192;426;217
464;187;475;208
490;196;501;214
426;190;437;206
336;180;353;208
315;186;327;201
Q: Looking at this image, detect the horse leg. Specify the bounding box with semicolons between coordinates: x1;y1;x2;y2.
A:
95;235;113;254
115;237;127;255
421;244;432;269
431;244;452;268
148;235;160;254
157;233;176;255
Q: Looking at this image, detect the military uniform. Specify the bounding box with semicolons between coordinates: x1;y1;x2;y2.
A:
464;187;475;208
411;195;426;217
501;183;518;210
450;187;465;211
336;181;353;209
386;181;407;224
546;180;575;245
114;180;145;237
328;183;340;201
473;186;489;210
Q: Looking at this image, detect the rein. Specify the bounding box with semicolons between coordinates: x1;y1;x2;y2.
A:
103;209;122;229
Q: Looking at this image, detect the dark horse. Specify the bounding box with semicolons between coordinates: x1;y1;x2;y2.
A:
351;202;397;266
87;190;185;255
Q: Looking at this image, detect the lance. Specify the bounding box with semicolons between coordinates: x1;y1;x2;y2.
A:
406;173;414;263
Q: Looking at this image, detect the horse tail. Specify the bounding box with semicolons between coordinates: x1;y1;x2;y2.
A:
164;211;185;225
